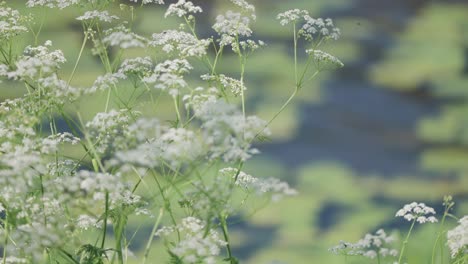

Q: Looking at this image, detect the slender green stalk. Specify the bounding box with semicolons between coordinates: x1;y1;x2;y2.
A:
431;198;454;264
113;214;126;264
293;23;298;86
142;208;164;264
220;215;235;264
173;94;182;125
2;211;8;264
398;219;416;264
100;191;109;249
151;171;180;241
67;30;89;86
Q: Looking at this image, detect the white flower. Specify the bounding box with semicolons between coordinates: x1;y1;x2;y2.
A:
76;10;119;23
76;215;99;230
220;168;297;201
143;59;192;96
229;0;255;13
331;229;398;259
156;217;226;263
7;42;66;80
214;11;253;43
150;30;210;58
277;9;308;26
395;202;438;224
0;3;28;40
26;0;80;9
129;0;164;4
85;109;134;154
118;56;153;77
159;127;204;167
165;0;202;18
447;216;468;258
41;132;80;154
300;16;340;41
88;72;126;94
102;25;148;49
202;74;246;96
306;49;344;71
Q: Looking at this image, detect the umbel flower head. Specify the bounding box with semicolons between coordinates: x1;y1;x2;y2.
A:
447;215;468;258
306;49;344;71
395;202;438;224
329;229;398;259
0;2;28;41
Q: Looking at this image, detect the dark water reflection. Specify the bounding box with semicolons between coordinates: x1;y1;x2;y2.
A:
262;0;446;177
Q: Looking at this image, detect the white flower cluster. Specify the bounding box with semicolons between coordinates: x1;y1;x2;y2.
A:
7;196;69;261
229;0;255;13
6;41;65;80
117;56;153;77
220;168;298;202
60;170;146;214
102;25;148;49
330;229;398;259
76;214;101;231
239;39;265;54
158;127;203;167
213;10;253;49
129;0;164;5
165;0;202;18
395;202;438;223
41;132;80;154
85;109;134;154
329;240;364;256
156;217;227;264
355;229;398;259
306;49;344;71
0;42;82;108
0;3;28;41
299;16;340;41
277;10;340;42
26;0;80;9
150;30;210;58
196;99;269;161
110;117;203;169
201;74;246;96
88;72;126;94
76;10;119;23
447;216;468;258
277;9;309;26
143;59;193;97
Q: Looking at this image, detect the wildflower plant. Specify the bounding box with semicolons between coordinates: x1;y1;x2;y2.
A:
0;1;343;264
330;196;467;264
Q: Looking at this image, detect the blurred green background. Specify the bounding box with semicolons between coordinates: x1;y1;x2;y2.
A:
2;0;468;263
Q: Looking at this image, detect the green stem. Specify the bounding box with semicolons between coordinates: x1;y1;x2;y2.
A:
173;95;182;125
152;171;180;241
2;211;8;264
142;208;164;264
100;191;109;249
105;84;112;112
432;203;452;264
67;30;89;86
398;219;416;264
220;215;235;264
293;23;298;86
